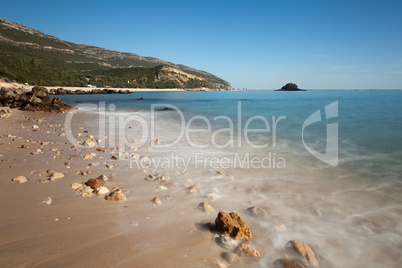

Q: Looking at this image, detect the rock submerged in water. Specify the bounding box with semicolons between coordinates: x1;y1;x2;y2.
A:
221;252;239;263
246;206;269;219
273;258;306;268
215;235;239;250
236;243;261;260
198;202;215;213
286;240;318;267
215;211;252;241
105;188;126;201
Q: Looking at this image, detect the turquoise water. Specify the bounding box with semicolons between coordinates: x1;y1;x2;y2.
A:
59;90;402;181
58;90;402;267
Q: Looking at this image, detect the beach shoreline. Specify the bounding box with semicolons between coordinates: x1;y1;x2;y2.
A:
2;89;402;267
0;78;225;93
0;108;241;267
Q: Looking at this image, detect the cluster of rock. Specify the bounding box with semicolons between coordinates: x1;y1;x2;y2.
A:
0;86;71;112
210;210;319;267
70;175;126;201
49;88;131;95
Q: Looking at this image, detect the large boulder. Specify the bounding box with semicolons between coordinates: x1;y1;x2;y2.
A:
32;86;49;100
215;211;252;241
0;87;71;112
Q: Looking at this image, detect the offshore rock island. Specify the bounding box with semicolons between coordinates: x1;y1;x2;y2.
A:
276;83;306;91
0;17;231;90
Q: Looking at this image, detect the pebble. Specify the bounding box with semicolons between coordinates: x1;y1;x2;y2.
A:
246;206;269;219
221;252;239;263
32;125;39;129
86;178;103;190
42;197;52;205
12;176;28;183
95;186;110;195
198;202;215;213
273;258;305;268
71;182;84;190
144;175;155;182
97;174;109;182
152;197;162;205
286;240;318;267
206;192;221;201
30;149;42;155
49;172;65;181
236;243;261;260
106;164;116;169
215;235;239;250
187;185;197;194
275;223;286;231
105;188;126;201
156;185;168;191
83;154;94;160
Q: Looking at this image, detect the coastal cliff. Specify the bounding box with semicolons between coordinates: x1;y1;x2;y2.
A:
0;17;231;90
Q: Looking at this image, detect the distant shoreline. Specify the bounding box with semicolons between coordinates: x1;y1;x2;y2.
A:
2;79;400;92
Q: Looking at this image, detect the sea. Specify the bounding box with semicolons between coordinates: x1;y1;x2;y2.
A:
58;90;402;267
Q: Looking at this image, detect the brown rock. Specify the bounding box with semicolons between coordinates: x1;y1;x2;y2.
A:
144;175;155;182
152;197;162;205
215;211;252;241
105;188;126;201
235;243;261;260
187;185;197;194
286;240;318;267
274;258;305;268
86;178;103;190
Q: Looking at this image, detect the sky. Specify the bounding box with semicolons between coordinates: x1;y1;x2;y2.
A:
1;0;402;89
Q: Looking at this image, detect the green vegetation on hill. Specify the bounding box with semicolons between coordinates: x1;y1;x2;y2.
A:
0;17;231;89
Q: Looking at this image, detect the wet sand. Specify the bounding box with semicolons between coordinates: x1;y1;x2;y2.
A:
0;109;240;268
0;109;137;267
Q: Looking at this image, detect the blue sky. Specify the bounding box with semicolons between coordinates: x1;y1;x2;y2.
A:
1;0;402;89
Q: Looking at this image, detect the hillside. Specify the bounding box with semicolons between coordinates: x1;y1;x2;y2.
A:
0;17;231;90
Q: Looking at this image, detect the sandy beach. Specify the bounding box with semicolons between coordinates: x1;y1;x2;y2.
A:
0;109;135;267
0;79;184;93
2;86;402;268
0;107;255;268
